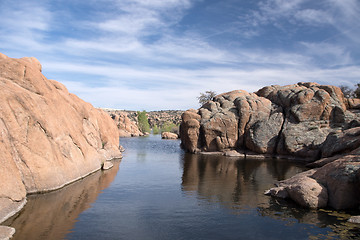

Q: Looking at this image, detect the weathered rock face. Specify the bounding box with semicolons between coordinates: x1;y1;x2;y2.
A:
180;109;201;153
103;110;144;137
321;127;360;158
311;154;360;209
180;82;360;160
0;53;122;223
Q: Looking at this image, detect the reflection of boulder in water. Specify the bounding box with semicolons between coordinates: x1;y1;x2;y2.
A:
181;153;303;209
4;161;120;240
258;197;360;239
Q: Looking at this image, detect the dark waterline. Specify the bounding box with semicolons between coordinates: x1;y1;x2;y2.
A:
5;135;360;239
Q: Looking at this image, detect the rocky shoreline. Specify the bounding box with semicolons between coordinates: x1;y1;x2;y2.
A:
1;52;360;238
0;53;123;237
180;82;360;210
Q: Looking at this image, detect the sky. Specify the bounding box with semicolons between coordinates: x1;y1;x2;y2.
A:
1;0;360;110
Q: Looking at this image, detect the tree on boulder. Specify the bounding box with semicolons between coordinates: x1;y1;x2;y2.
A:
340;85;354;98
339;83;360;98
354;83;360;98
197;90;217;106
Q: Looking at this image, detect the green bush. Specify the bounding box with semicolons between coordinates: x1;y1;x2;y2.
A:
137;110;151;133
160;121;179;135
152;124;160;135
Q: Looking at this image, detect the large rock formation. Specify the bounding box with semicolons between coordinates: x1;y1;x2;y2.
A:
0;53;122;224
180;82;360;160
180;82;360;210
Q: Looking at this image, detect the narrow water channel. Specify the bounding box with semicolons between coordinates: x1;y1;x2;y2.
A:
5;135;360;239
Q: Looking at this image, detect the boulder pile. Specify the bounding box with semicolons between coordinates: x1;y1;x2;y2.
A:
180;82;360;159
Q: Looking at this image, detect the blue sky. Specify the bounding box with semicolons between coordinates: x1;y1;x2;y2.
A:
1;0;359;110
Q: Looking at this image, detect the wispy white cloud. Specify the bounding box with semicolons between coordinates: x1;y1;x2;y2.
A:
57;64;360;110
327;0;360;44
94;0;192;37
294;9;333;25
299;42;352;67
1;0;359;110
251;0;360;41
1;2;51;31
43;56;360;110
0;1;52;52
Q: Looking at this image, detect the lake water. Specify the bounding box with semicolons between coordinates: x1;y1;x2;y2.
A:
5;134;360;239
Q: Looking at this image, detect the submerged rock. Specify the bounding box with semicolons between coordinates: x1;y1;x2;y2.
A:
0;53;122;223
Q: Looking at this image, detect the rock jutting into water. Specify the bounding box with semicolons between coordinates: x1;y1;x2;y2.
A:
0;53;123;225
103;109;144;137
180;82;360;210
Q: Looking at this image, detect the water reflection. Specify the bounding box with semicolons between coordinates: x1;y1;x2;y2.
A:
5;134;360;240
181;153;303;210
181;153;360;239
4;161;121;240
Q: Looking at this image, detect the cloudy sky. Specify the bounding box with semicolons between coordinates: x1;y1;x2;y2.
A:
1;0;359;110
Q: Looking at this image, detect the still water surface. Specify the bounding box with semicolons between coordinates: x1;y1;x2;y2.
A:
6;135;360;239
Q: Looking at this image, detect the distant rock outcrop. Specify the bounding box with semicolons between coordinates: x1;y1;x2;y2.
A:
180;82;360;210
104;109;184;137
0;53;122;224
147;110;183;127
103;110;144;137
